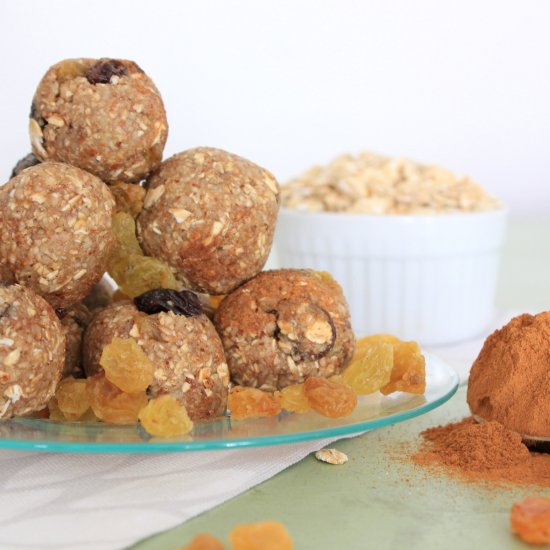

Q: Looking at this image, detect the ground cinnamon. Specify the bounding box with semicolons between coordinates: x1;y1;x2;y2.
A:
467;312;550;438
413;417;550;487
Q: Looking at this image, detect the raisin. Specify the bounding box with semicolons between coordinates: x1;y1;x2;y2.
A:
273;301;335;361
228;387;282;420
100;337;154;393
304;377;357;418
108;212;178;297
111;212;143;257
183;533;225;550
380;341;426;395
139;395;193;437
511;496;550;545
55;377;91;420
134;288;202;317
110;182;146;218
29;102;46;128
229;521;293;550
86;374;147;425
10;152;41;178
342;340;394;395
86;59;128;84
275;384;311;414
47;396;65;421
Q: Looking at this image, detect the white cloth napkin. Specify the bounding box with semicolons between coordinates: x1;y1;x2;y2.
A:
0;437;341;550
0;310;526;550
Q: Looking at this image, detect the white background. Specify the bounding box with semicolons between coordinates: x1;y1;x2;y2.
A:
0;0;549;214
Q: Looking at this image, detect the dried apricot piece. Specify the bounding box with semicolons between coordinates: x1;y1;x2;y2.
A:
304;377;357;418
100;337;154;393
380;341;426;395
342;341;393;394
182;533;225;550
55;377;91;420
86;374;147;425
229;521;293;550
274;384;311;414
228;387;282;420
139;395;194;437
511;496;550;545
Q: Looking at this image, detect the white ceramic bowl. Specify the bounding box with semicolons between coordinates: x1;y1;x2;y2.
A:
273;208;508;345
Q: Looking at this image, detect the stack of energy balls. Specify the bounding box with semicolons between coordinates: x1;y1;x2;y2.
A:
0;58;356;436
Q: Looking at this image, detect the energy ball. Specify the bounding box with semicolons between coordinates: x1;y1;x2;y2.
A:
83;298;229;421
0;162;115;308
137;147;279;294
0;284;65;418
30;58;168;183
57;303;91;378
214;269;355;391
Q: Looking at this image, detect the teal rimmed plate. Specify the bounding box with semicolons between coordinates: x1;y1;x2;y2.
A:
0;352;458;453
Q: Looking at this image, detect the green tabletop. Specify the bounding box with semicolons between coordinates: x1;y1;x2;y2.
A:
130;217;550;550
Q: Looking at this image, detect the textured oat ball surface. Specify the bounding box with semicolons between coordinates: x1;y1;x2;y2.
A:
30;58;168;183
137;147;279;294
0;162;115;308
214;269;355;391
0;284;65;418
83;302;229;420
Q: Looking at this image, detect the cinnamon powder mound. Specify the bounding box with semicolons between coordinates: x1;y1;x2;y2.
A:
467;312;550;438
413;417;550;487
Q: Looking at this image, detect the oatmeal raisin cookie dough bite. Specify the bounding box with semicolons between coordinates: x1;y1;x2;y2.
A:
137;147;279;295
29;58;168;183
82;292;229;421
0;284;65;418
214;269;355;391
0;162;115;308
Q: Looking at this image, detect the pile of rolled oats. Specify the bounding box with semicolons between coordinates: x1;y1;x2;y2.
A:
281;151;500;214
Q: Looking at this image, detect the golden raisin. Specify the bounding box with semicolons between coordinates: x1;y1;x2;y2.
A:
182;533;225;550
112;254;178;298
208;295;226;310
304;377;357;418
380;341;426;395
229;521;293;550
108;212;178;297
86;374;147;425
55;377;91;420
228;387;282;420
275;384;311;414
47;396;65;421
111;212;143;258
139;395;194;437
511;496;550;545
342;340;393;394
100;337;154;393
110;182;146;218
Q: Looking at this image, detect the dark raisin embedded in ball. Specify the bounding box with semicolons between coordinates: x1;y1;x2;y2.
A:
134;288;203;317
86;59;129;85
29;102;46;128
11;153;41;178
272;301;336;361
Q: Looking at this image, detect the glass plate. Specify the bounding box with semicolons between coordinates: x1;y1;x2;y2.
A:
0;352;458;453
